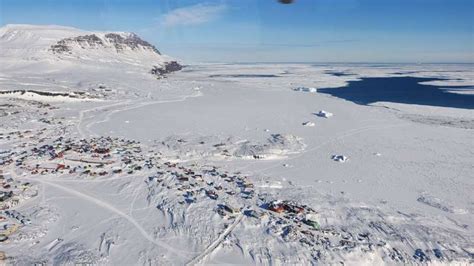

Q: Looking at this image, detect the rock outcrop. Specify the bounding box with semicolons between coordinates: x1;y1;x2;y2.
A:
50;33;161;55
151;61;183;76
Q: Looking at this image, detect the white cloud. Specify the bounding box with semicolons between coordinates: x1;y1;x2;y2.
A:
161;3;227;27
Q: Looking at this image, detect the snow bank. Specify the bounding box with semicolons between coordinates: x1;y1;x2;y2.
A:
233;134;306;160
302;121;315;127
156;134;306;161
293;87;317;93
0;90;101;102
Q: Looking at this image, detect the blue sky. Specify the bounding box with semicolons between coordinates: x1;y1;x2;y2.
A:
1;0;473;63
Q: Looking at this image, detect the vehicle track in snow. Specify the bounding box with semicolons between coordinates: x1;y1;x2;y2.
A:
77;100;128;139
78;90;203;138
186;214;244;265
19;174;195;260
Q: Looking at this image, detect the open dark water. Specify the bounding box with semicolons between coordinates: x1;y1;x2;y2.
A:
209;74;279;78
317;77;474;109
325;71;355;77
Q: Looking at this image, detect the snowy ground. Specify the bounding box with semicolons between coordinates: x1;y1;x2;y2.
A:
1;63;473;265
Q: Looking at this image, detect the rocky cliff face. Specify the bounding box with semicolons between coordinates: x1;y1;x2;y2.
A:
151;61;183;77
47;30;182;76
105;33;161;54
50;33;161;55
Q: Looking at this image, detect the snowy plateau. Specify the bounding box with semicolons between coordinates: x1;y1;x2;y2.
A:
0;24;473;265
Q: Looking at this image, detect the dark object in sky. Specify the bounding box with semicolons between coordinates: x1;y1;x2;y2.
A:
278;0;294;4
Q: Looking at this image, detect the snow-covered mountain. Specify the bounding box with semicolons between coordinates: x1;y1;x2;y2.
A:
0;24;181;78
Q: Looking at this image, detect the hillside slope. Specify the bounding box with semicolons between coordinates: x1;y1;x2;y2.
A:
0;24;181;98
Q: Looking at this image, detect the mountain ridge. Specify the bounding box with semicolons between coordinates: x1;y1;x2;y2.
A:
0;24;181;77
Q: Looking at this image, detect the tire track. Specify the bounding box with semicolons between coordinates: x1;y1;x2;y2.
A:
21;175;194;259
186;214;244;265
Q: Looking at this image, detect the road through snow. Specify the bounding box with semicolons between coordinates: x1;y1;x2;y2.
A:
20;175;194;260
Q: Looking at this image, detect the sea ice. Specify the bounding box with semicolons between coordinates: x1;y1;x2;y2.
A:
316;110;333;118
331;154;348;162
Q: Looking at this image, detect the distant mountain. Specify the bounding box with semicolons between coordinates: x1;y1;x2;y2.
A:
50;32;161;55
0;24;181;77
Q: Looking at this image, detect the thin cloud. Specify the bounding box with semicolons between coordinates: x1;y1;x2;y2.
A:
161;3;227;27
157;39;360;49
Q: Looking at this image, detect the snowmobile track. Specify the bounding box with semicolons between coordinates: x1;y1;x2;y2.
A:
21;175;193;260
186;214;244;265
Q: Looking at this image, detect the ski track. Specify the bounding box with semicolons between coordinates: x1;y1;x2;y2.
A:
77;100;127;139
129;182;144;215
186;214;244;265
78;91;203;138
18;174;195;260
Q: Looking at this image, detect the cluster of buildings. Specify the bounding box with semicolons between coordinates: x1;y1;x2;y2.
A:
142;152;377;256
144;158;332;248
147;162;255;215
0;170;37;247
0;170;37;210
15;136;150;178
2;130;362;259
0;128;49;150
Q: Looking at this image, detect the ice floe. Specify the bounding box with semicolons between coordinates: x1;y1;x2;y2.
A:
315;110;333;118
331;155;348;162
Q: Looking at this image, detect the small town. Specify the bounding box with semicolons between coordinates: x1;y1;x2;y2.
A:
0;128;417;263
